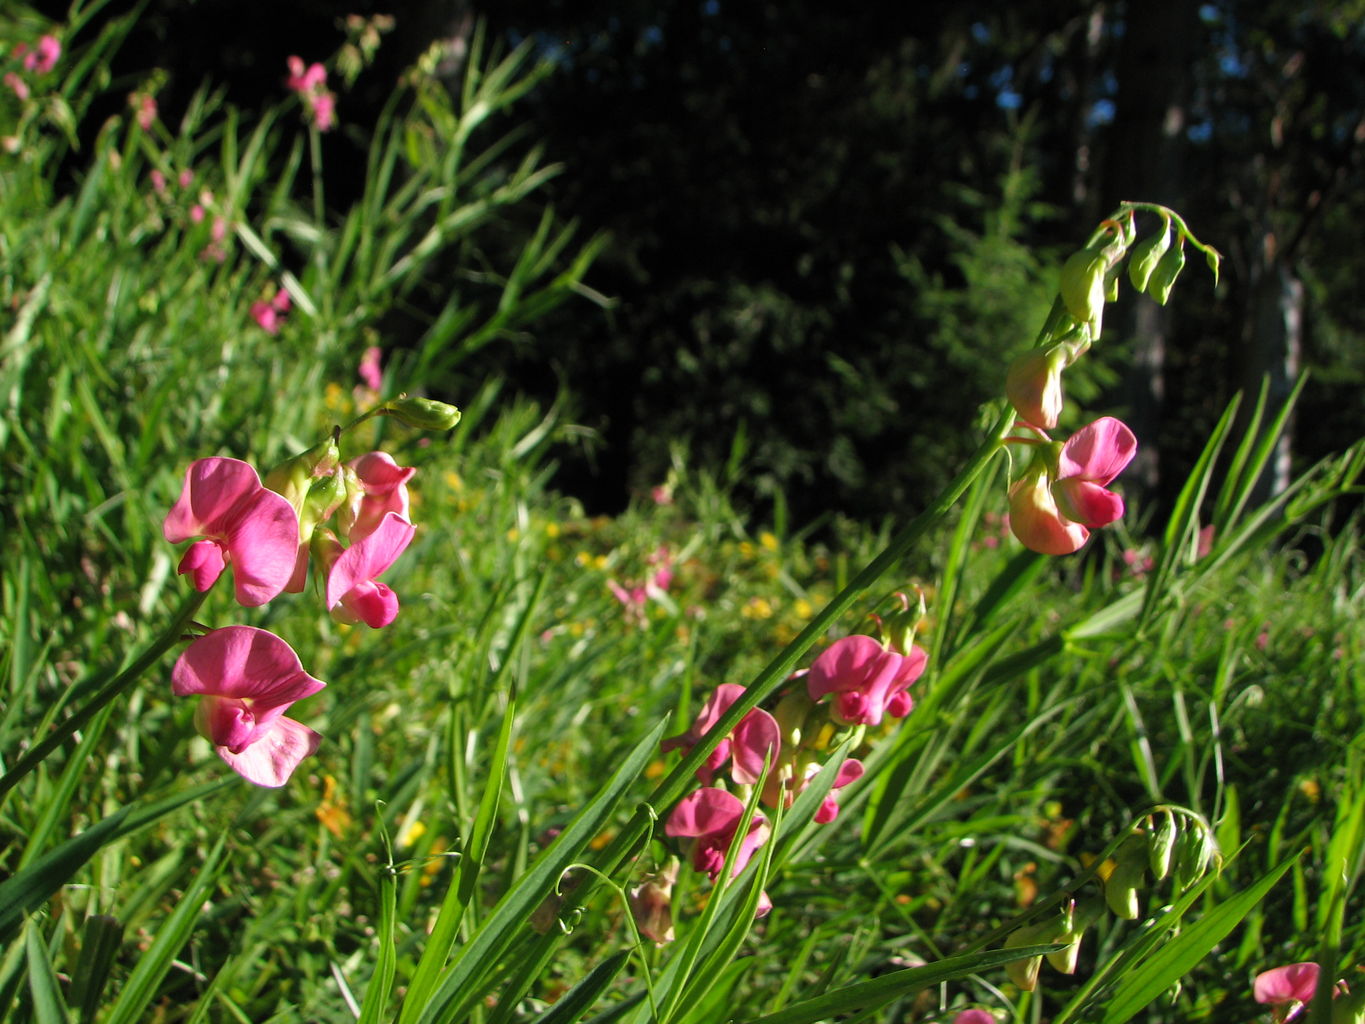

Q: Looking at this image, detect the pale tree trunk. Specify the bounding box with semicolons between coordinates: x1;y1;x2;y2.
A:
1241;242;1303;502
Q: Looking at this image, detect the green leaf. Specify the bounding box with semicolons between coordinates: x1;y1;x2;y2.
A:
412;720;667;1024
745;945;1066;1024
528;951;630;1024
102;837;227;1024
25;921;72;1024
1097;854;1297;1024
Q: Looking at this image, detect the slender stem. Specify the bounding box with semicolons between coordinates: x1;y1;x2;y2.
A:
0;588;208;803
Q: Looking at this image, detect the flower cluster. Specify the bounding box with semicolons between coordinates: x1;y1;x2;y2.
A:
4;34;60;102
285;56;336;132
163;398;460;787
1001;206;1218;555
652;594;927;933
251;286;292;335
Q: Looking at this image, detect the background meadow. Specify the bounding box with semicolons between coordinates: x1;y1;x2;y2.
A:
2;5;1364;1023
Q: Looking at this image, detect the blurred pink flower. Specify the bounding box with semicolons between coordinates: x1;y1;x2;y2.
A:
23;35;60;74
164;457;300;606
250;287;292;335
358;345;383;391
666;787;770;883
806;634;926;726
285;56;337;132
130;91;157;130
1009;417;1136;555
172;626;324;787
662;683;780;786
323;511;416;628
4;72;28;100
952;1011;996;1024
808;757;864;824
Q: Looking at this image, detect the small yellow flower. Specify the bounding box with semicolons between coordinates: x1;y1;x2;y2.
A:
544;521;561;538
794;598;814;619
759;531;779;552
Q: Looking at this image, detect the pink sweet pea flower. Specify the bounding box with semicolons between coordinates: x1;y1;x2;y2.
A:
1254;963;1321;1021
171;626;324;787
250;287;291;335
666;787;771;883
23;36;60;75
164;457;300;606
806;634;927;726
662;683;781;786
4;72;28;101
1009;417;1137;555
358;345;383;391
952;1011;997;1024
323;511;416;628
808;757;864;824
343;452;416;542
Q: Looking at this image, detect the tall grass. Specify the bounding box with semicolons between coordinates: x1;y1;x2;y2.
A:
2;6;1363;1024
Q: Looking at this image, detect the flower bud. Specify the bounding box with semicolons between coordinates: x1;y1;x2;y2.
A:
264;436;341;512
1127;223;1171;292
1146;241;1186;305
1173;820;1218;888
1103;833;1149;920
384;396;461;432
1004;913;1069;991
881;589;927;657
1006;347;1068;429
628;860;679;945
1059;246;1109;327
1147;811;1178;881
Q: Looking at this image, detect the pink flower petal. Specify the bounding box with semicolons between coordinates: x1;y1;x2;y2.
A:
806;635;885;702
171;626;325;705
665;787;744;840
335;579;401;628
177;540;227;592
1058;417;1137;486
225;487;305;606
1254;962;1320;1006
325;512;415;610
164;458;266;542
730;709;781;785
1008;470;1090;555
217;716;321;787
1053;477;1126;528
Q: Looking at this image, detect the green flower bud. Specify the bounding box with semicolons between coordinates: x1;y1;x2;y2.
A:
1148;812;1178;881
384;396;461;432
1173;820;1219;888
1127;224;1171;292
1146;242;1186;305
1059;247;1109;327
263;436;341;512
1104;833;1149;920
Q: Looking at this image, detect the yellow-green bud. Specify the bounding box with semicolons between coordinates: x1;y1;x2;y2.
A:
1103;833;1149;920
384;397;461;432
1146;242;1186;305
1148;812;1178;881
1127;224;1171;292
263;436;341;512
1059;247;1109;327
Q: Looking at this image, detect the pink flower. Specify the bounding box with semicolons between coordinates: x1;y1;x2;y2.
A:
1006;348;1067;430
628;860;678;945
662;683;781;786
808;758;864;824
285;56;336;132
134;93;157;130
163;457;300;606
952;1011;997;1024
286;56;328;93
343;451;416;542
250;287;291;335
149;169;167;195
171;626;325;787
4;72;28;100
666;787;770;882
358;345;383;391
1254;962;1324;1022
323;511;416;628
23;36;60;75
1009;417;1136;556
806;634;927;726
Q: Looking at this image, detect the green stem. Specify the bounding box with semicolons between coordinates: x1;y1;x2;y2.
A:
0;588;208;804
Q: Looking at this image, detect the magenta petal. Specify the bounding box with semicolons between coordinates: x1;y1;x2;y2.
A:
1253;963;1320;1006
806;635;884;701
665;787;743;840
694;683;746;736
1053;477;1125;528
178;540;227;591
217;716;321;787
164;458;266;542
1009;471;1090;555
226;488;302;606
325;512;415;609
731;709;781;785
834;758;865;789
171;626;325;706
337;580;401;628
1058;417;1137;485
